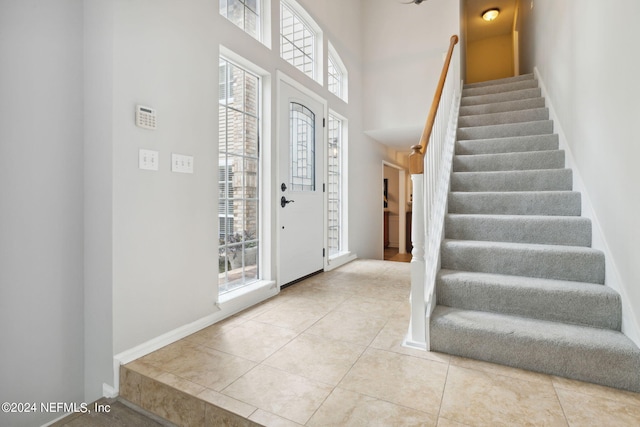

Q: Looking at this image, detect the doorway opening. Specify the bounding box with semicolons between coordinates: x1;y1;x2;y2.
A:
382;162;409;263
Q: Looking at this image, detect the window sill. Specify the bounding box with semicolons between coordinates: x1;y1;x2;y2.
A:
216;279;278;314
326;251;357;271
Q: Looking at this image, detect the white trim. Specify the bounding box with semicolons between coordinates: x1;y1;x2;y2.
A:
534;67;640;347
102;383;117;399
111;281;278;394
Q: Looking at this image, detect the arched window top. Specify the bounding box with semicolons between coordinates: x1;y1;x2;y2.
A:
328;42;348;102
280;0;323;84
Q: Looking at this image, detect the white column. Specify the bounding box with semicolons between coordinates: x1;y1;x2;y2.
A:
403;173;427;350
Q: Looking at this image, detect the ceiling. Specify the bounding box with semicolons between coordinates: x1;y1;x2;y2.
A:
465;0;517;43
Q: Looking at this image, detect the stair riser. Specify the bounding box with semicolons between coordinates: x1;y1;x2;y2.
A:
441;242;605;284
453;151;564;172
451;170;572;192
456;134;559;155
461;88;541;106
437;276;621;330
464;73;535;89
459;98;546;117
462;79;539;97
449;192;582;216
430;313;640;392
458;108;549;128
458;121;553;141
445;215;591;247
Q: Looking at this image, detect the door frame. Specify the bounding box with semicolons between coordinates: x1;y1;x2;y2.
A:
275;71;328;287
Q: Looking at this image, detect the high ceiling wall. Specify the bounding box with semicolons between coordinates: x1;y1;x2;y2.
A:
362;0;461;151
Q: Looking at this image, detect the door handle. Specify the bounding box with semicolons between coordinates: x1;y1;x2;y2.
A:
280;196;295;208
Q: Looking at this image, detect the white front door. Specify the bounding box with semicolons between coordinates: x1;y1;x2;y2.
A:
278;82;324;286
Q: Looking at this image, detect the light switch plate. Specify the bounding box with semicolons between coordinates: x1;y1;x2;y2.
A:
139;149;159;171
171;153;194;174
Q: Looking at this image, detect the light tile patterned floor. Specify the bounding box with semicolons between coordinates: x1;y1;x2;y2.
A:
121;259;640;426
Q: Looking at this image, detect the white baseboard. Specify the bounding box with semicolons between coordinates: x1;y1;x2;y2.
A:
110;281;279;395
535;67;640;347
102;383;117;399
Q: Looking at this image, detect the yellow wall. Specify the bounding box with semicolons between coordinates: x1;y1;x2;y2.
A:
466;34;514;84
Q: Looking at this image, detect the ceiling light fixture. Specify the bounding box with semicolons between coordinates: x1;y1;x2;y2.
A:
482;8;500;22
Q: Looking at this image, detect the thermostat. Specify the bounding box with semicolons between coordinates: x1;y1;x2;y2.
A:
136;105;157;130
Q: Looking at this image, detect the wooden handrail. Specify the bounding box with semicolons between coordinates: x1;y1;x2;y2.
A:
409;35;459;175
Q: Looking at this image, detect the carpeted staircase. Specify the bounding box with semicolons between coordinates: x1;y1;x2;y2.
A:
430;73;640;392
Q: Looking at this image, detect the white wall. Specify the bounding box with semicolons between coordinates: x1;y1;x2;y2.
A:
0;2;85;426
108;0;389;356
84;0;115;402
518;0;640;344
362;0;461;142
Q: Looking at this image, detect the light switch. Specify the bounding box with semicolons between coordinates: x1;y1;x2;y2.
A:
171;153;194;174
139;149;159;171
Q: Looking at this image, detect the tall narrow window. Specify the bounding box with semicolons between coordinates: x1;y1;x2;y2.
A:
219;57;260;295
220;0;260;40
327;114;342;257
280;1;319;81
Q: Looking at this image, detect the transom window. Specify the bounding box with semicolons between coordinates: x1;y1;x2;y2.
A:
280;1;320;82
218;56;260;295
220;0;260;40
328;43;348;102
327;56;341;98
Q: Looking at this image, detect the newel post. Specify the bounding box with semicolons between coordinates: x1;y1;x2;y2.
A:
405;144;427;350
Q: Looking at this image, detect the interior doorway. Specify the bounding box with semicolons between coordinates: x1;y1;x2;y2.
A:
382;162;409;262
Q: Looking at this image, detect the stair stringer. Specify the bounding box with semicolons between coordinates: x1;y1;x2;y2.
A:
534;67;640;348
423;89;461;351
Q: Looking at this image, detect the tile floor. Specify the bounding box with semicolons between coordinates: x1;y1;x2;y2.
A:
121;259;640;426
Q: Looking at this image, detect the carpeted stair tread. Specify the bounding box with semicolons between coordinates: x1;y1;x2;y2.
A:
436;270;621;330
451;169;572;192
459;97;546;117
430;306;640;392
448;191;581;216
462;79;539;98
444;214;591;247
461;87;541;107
458;107;549;128
458;120;553;140
441;239;605;284
463;73;535;89
453;150;564;172
455;134;559;155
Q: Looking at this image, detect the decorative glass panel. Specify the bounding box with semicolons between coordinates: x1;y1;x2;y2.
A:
280;2;315;80
219;57;260;295
289;102;315;192
220;0;260;41
327;115;342;256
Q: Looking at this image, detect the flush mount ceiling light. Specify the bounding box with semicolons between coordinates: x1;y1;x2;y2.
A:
482;8;500;22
